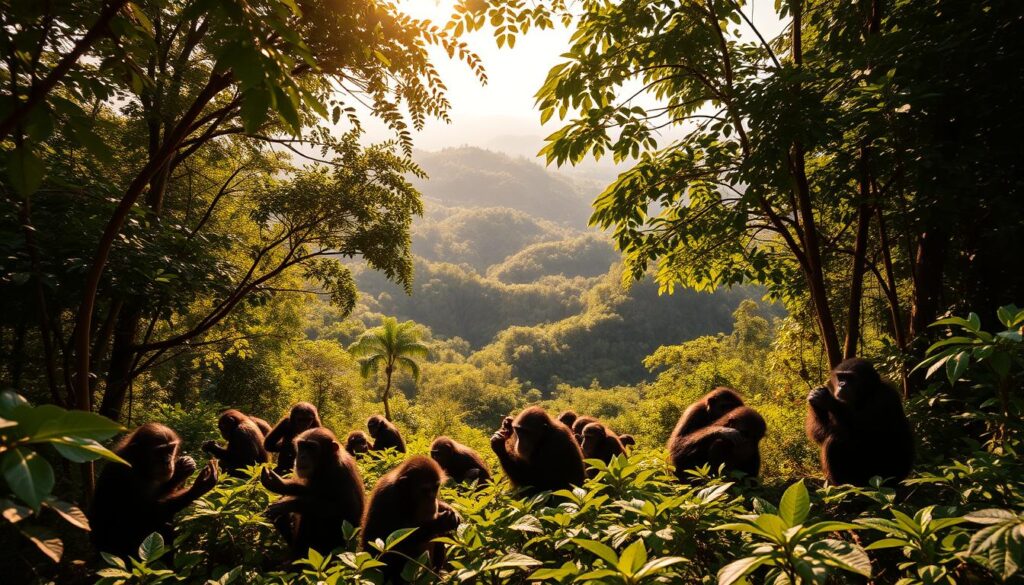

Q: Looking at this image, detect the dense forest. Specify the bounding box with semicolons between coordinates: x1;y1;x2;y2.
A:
1;0;1023;584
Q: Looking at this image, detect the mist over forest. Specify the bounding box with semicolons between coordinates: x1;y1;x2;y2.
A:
340;146;769;391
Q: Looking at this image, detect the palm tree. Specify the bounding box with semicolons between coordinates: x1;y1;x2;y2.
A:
348;317;429;420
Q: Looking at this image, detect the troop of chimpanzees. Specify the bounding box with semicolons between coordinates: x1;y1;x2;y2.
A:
88;357;913;582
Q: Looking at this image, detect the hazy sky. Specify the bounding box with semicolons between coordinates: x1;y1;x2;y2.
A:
362;1;785;178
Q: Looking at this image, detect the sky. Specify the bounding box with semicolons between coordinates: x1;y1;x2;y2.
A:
360;1;785;181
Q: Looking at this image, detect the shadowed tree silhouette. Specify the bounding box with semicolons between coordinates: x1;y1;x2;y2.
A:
348;317;429;420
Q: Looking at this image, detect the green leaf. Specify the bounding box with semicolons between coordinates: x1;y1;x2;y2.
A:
865;538;909;550
718;556;769;585
634;556;688;580
812;538;872;577
50;436;128;464
1;498;32;523
44;498;90;530
0;447;55;510
945;351;970;385
509;514;543;533
617;539;647;575
138;532;165;562
964;509;1018;525
6;147;44;197
778;480;809;527
572;538;619;566
20;525;63;562
33;410;124;442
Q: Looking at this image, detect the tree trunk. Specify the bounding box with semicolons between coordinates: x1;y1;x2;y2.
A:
789;0;843;367
844;146;874;359
99;304;142;420
909;228;946;339
382;367;393;421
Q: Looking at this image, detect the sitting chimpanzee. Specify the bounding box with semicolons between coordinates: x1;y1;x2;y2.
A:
430;436;491;484
261;428;365;557
251;416;273;438
490;406;585;496
580;422;626;466
265;402;321;474
807;357;914;486
671;406;766;480
361;456;461;582
345;430;370;458
89;423;218;558
667;388;766;481
202;409;269;477
367;415;406;453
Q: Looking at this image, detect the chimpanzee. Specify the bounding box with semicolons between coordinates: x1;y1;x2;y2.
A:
618;434;636;448
261;428;365;557
89;423;218;558
670;406;766;481
367;415;406;453
430;436;491;484
361;456;460;581
251;416;273;438
556;411;578;428
345;430;370;458
265;402;321;474
807;358;914;486
570;415;599;444
580;422;626;468
490;406;585;495
671;387;745;438
202;409;269;477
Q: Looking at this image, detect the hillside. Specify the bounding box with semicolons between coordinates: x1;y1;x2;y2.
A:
411;147;593;226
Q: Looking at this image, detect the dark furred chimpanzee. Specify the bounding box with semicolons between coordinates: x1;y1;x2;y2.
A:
807;358;914;486
430;436;491;484
345;431;370;458
490;406;586;495
265;402;321;474
202;409;269;477
570;415;599;444
580;422;626;468
367;415;406;453
361;456;460;582
618;434;636;448
89;423;219;558
251;416;273;438
556;410;578;428
670;406;766;481
261;428;365;557
671;387;745;438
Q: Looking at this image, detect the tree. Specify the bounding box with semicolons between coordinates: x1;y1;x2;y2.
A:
1;0;485;419
463;0;1024;378
348;316;429;421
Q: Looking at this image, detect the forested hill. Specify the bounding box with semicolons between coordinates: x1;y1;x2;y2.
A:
346;147;771;391
410;147;595;226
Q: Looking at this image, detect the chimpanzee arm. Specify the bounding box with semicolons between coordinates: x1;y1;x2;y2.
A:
264;418;290;452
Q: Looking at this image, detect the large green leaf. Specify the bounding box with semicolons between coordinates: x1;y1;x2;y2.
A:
0;447;55;510
778;480;809;527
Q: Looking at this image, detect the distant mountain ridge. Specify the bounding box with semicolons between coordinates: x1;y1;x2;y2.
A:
411;147;594;226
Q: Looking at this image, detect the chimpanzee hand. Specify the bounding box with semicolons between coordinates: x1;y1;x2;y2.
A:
260;468;287;493
432;502;461;533
191;460;219;494
808;386;832;408
175;455;197;477
201;440;218;454
490;417;514;452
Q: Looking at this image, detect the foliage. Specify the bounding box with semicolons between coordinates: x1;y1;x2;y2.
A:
349;316;430;420
715;480;869;584
0;390;123;561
